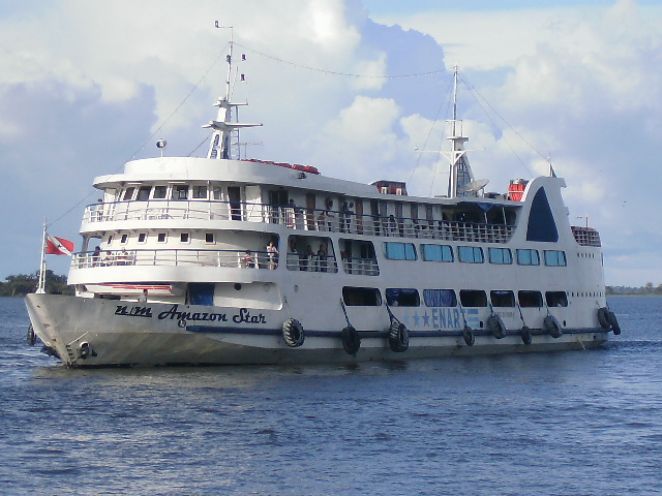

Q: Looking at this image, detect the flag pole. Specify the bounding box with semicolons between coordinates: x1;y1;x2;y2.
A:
36;219;47;294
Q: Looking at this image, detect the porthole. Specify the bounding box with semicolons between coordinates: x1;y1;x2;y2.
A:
233;283;242;291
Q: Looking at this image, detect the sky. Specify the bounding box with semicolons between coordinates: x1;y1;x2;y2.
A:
0;0;660;285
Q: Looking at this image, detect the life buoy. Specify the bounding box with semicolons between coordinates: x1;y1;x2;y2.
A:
341;326;361;355
388;322;409;352
607;311;621;335
543;315;563;338
597;307;610;329
79;341;91;359
282;318;305;347
487;314;506;339
520;326;532;345
462;326;475;347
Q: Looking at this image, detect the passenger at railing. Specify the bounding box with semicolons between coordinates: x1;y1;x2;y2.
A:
387;215;397;236
286;199;297;228
241;250;255;269
92;246;101;267
138;289;148;303
340;201;354;233
267;240;279;270
324;199;336;231
101;250;112;266
317;209;327;231
317;243;328;273
118;248;130;265
300;244;313;271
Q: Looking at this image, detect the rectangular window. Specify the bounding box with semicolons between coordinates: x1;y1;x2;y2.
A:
205;233;215;244
544;250;567;266
137;186;151;201
516;249;540;266
212;187;222;200
519;290;543;307
192;186;208;199
423;289;457;307
157;233;167;243
421;244;453;262
120;234;128;244
386;288;420;307
172;186;188;200
545;291;568;307
122;187;135;201
342;287;382;306
488;247;512;265
384;242;417;261
180;233;189;243
138;233;147;243
459;290;488;307
458;246;484;263
153;186;167;199
490;290;515;307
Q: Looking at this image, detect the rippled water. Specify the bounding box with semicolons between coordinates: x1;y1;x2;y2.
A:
1;296;661;495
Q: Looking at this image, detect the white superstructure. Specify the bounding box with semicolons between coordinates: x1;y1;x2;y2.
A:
25;50;620;367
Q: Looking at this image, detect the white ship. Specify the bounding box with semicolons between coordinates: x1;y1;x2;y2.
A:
25;42;621;367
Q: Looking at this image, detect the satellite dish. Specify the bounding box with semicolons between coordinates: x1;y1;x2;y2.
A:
461;178;489;193
156;139;167;149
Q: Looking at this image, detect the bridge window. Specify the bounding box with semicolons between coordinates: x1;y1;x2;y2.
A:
519;290;543;307
421;244;453;262
172;185;188;200
384;242;417;261
138;233;147;243
460;290;487;307
153;186;167;199
205;233;215;244
386;288;420;307
544;250;567;266
458;246;484;264
342;287;382;306
545;291;568;307
122;187;135;201
516;249;540;266
180;233;189;243
193;186;208;199
157;233;167;243
490;290;515;307
488;247;512;265
423;289;457;307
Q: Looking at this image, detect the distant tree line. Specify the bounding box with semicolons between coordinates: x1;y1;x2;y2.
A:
606;283;662;295
0;271;73;296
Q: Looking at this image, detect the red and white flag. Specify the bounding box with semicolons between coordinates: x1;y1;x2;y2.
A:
45;234;74;256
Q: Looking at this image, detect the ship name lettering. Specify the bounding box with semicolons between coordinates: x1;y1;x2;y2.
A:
114;305;153;318
157;304;228;327
233;307;267;324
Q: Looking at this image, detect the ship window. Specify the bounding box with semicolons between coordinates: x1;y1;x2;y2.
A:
488;247;512;265
544;250;567;266
386;288;420;307
138;233;147;243
157;233;167;243
519;290;543;307
423;289;457;307
180;233;189;243
122;187;135;201
490;290;515;307
205;233;215;244
342;287;382;306
460;290;488;307
516;249;540;266
545;291;568;307
458;246;484;264
384;242;416;261
192;186;208;199
421;244;453;262
120;234;128;244
172;186;188;200
212;187;222;200
137;187;151;201
153;186;167;199
526;188;558;242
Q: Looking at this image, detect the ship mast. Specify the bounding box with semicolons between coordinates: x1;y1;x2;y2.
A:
204;38;262;160
446;66;475;198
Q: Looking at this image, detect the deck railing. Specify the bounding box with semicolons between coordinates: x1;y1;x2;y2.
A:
83;200;515;243
285;254;339;273
571;226;601;247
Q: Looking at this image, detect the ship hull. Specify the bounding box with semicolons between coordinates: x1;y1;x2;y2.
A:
25;294;608;368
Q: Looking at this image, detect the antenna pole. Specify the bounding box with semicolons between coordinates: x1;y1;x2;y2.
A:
449;66;459;198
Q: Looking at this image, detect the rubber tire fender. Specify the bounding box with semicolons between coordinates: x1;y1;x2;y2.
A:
462;326;475;347
520;326;533;345
388;322;409;353
607;311;621;335
341;326;361;355
487;314;506;339
597;307;610;329
282;318;305;348
543;315;563;339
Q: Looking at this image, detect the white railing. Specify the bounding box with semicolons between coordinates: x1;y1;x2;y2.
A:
341;257;380;276
571;226;601;247
285;254;339;273
83;200;515;243
72;249;280;271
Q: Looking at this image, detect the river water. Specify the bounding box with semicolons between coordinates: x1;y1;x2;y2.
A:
1;296;660;495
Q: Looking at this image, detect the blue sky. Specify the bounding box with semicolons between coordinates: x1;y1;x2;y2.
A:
0;0;660;285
